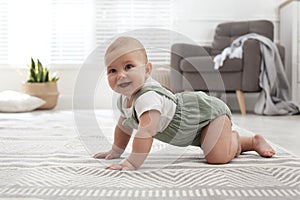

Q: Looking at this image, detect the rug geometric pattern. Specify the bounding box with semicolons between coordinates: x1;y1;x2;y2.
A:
0;110;299;200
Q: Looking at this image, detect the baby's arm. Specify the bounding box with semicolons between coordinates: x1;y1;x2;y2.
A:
106;110;160;170
93;116;133;159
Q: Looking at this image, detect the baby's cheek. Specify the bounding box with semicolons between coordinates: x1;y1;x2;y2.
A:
108;80;116;90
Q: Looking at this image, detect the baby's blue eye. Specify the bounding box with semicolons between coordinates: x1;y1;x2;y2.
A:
108;69;116;74
125;64;134;70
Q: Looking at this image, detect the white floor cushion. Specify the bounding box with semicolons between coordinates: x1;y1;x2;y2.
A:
0;90;45;112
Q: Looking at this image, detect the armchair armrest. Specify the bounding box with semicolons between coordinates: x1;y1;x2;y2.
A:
171;43;211;58
170;43;212;92
242;39;261;91
241;40;285;92
203;46;213;55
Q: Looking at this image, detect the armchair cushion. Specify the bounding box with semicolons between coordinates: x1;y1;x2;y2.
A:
180;56;213;72
180;57;242;73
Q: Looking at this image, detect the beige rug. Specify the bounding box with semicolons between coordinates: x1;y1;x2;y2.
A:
0;110;299;200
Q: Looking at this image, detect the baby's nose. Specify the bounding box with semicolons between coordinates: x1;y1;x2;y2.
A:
117;71;127;80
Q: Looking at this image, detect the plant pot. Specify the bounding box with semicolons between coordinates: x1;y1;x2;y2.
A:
22;82;59;110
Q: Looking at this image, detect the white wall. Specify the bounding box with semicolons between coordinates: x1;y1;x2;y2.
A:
173;0;285;44
0;0;286;111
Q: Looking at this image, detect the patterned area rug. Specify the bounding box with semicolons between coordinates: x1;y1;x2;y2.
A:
0;110;299;200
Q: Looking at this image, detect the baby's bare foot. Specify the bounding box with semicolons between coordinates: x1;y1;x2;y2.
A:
253;134;275;158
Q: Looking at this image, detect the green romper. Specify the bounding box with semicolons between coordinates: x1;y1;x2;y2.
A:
117;85;232;147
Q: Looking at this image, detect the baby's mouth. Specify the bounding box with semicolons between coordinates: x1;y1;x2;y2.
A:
118;82;131;88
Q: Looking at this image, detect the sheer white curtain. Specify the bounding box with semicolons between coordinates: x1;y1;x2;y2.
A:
0;0;172;67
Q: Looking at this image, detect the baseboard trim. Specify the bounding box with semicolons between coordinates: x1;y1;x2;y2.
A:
56;92;259;113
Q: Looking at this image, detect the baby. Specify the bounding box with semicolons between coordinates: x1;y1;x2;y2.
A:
93;36;275;170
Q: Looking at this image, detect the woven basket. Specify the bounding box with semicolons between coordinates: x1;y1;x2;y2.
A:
22;82;59;110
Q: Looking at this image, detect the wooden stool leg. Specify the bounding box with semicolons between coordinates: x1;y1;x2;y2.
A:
235;90;246;115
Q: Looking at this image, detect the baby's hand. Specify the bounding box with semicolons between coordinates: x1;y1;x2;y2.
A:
105;159;136;171
93;149;122;160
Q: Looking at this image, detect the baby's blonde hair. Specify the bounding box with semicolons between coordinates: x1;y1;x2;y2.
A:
104;36;148;66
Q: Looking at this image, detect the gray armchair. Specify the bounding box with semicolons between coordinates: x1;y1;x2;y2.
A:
170;20;285;115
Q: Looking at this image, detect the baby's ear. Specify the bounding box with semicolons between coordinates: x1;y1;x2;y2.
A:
145;62;152;75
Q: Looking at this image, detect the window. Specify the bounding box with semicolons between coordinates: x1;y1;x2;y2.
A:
0;0;172;67
50;0;95;65
0;0;8;64
95;0;172;66
7;0;52;66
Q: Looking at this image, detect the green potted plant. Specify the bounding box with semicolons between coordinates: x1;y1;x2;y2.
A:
22;58;59;109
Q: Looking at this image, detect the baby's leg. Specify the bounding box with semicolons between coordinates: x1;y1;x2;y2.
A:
240;134;275;157
200;115;275;164
200;115;240;164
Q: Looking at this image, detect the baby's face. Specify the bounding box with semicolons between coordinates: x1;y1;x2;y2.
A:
106;51;151;97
